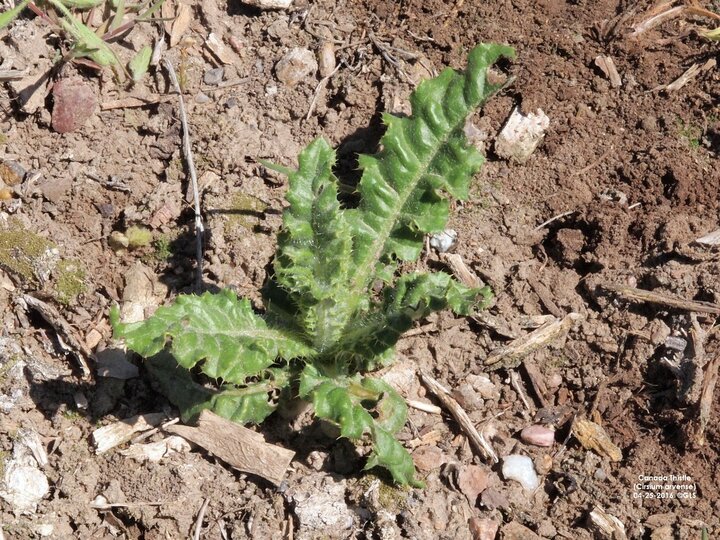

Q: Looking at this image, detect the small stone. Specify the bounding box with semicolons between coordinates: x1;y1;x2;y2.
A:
203;67;224;86
500;522;542;540
640;115;658;132
537;519;557;538
95;203;115;219
452;384;483;411
429;229;457;253
205;33;234;64
0;161;26;186
242;0;292;8
195;92;211;104
412;445;444;471
275;47;318;86
457;464;490;505
480;487;509;510
468;517;500;540
317;40;336;77
95;348;140;380
286;474;353;536
534;454;553;475
501;454;540;490
495;107;550;163
520;425;555;447
467;374;499;400
51;77;97;133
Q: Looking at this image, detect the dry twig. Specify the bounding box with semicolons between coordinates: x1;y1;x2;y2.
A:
419;369;498;463
193;498;211;540
602;283;720;315
20;294;91;378
654;59;717;92
509;370;532;411
167;410;295;485
163;58;205;291
484;313;583;370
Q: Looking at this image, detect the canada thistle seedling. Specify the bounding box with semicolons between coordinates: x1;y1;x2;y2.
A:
112;43;515;487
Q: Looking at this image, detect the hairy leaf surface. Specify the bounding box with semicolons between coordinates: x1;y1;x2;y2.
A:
273;138;355;350
345;43;514;304
111;289;313;385
325;272;491;371
299;365;420;486
143;352;283;424
114;43;515;487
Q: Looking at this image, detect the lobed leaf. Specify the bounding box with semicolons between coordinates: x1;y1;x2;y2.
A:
299;365;421;486
111;289;313;385
346;44;515;300
143;351;283;424
325;272;490;371
272;138;356;351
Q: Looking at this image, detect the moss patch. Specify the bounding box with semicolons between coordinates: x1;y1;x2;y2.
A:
53;259;87;305
356;474;410;512
0;225;57;283
226;192;268;231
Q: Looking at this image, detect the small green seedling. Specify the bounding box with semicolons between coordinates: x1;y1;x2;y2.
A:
0;0;164;80
128;45;152;82
113;44;515;486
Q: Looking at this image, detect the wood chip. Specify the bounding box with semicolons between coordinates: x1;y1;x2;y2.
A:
572;417;622;462
656;59;717;93
484;313;583;370
92;413;167;454
522;358;551;408
120;435;191;462
205;33;234;65
527;275;564;318
695;228;720;245
170;2;193;48
602;283;720;315
419;369;498;463
594;55;622;87
694;354;720;446
166;410;295;485
21;294;91;378
441;253;484;288
589;505;627;539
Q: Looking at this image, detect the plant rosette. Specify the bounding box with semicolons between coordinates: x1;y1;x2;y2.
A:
112;43;516;487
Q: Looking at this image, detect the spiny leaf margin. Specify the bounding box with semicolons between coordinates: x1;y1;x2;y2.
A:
111;289;314;385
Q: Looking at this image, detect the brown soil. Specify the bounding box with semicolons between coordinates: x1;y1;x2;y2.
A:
1;0;719;538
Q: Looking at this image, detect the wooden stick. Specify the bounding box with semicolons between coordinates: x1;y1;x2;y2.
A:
419;369;498;463
21;294;91;378
163;59;205;291
602;283;720;315
484;313;582;370
167;410;295;485
192;498;210;540
695;355;720;446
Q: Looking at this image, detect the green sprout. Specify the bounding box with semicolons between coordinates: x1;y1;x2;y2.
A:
112;44;515;486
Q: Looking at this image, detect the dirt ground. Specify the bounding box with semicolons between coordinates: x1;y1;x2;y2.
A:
1;0;719;538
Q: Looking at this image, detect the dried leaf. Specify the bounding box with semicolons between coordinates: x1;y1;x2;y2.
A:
573;417;622;462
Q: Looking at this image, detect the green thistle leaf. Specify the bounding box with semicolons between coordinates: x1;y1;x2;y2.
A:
111;289;313;384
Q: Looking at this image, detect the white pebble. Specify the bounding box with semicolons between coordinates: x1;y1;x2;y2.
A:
502;454;540;490
275;47;318;86
429;229;457;253
495;107;550;163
